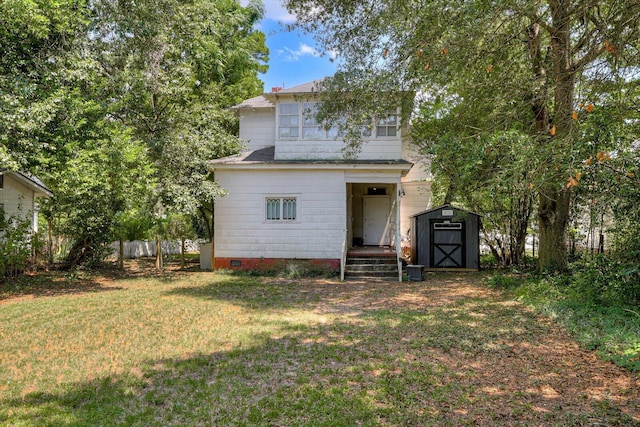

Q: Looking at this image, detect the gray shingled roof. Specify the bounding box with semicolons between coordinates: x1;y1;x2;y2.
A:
275;79;327;94
232;79;330;109
209;146;412;167
231;95;274;110
0;169;53;197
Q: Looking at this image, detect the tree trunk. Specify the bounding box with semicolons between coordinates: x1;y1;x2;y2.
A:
535;0;575;272
47;218;54;264
180;237;185;268
538;186;571;271
528;3;577;272
155;236;163;270
200;202;216;271
119;238;124;269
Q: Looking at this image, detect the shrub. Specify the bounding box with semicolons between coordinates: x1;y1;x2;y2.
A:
0;215;38;281
568;255;640;307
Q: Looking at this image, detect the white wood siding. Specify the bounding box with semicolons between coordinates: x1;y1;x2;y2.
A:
399;181;432;240
1;175;36;228
275;136;402;161
399;142;432;239
237;94;404;161
402;141;431;182
238;109;275;151
214;169;346;259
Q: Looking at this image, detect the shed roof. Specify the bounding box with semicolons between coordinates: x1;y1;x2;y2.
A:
409;203;480;219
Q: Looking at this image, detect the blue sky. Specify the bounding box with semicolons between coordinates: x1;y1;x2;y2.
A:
250;0;338;92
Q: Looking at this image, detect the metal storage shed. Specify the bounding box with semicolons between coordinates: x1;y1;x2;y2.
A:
410;204;481;270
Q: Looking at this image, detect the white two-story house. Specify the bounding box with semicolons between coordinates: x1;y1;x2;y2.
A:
208;80;431;279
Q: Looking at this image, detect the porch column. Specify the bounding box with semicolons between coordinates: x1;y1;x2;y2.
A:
396;182;403;282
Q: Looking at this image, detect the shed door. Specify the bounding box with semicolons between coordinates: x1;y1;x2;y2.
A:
431;221;465;268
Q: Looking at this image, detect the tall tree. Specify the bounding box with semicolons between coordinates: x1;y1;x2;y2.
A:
90;0;268;239
287;0;640;271
2;0;268;268
0;0;90;170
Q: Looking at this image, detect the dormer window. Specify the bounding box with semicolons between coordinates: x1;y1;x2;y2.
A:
279;103;299;138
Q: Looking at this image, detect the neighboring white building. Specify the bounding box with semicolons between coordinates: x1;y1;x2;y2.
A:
209;80;431;279
0;169;53;232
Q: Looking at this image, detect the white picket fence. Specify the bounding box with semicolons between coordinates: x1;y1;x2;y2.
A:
109;240;203;259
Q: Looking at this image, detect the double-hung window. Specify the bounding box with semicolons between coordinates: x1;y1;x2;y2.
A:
279;103;299;138
302;103;324;139
376;114;398;137
266;197;297;221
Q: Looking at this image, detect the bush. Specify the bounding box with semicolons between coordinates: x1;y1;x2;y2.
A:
485;272;522;290
567;255;640;307
499;262;640;371
0;216;40;281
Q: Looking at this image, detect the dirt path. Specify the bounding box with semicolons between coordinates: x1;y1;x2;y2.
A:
269;272;640;424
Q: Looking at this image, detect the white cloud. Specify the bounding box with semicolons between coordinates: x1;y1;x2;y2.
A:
279;44;340;63
281;43;320;61
262;0;296;23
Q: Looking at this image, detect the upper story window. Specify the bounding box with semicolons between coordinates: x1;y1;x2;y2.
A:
376;114;398;137
277;102;399;140
0;174;4;189
279;103;299;138
302;103;324;140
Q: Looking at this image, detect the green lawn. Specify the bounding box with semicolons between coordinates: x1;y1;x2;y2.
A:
1;269;638;426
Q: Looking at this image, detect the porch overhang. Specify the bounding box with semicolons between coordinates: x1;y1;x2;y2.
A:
208;147;413;175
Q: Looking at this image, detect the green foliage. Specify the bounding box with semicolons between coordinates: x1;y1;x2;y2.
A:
566;256;640;308
87;0;267;241
114;209;156;242
0;214;39;281
493;265;640;371
163;214;196;241
287;0;640;272
484;273;523;290
2;0;268;265
415;108;537;266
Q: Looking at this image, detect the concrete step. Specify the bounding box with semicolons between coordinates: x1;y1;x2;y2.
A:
344;254;399;280
346;257;397;265
345;263;398;273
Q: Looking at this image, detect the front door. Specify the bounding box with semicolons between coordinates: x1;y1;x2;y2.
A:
363;195;391;246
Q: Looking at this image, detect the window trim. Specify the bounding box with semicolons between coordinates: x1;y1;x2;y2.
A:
278;102;300;139
376;113;399;138
264;195;299;223
276;102;401;140
302;102;325;140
